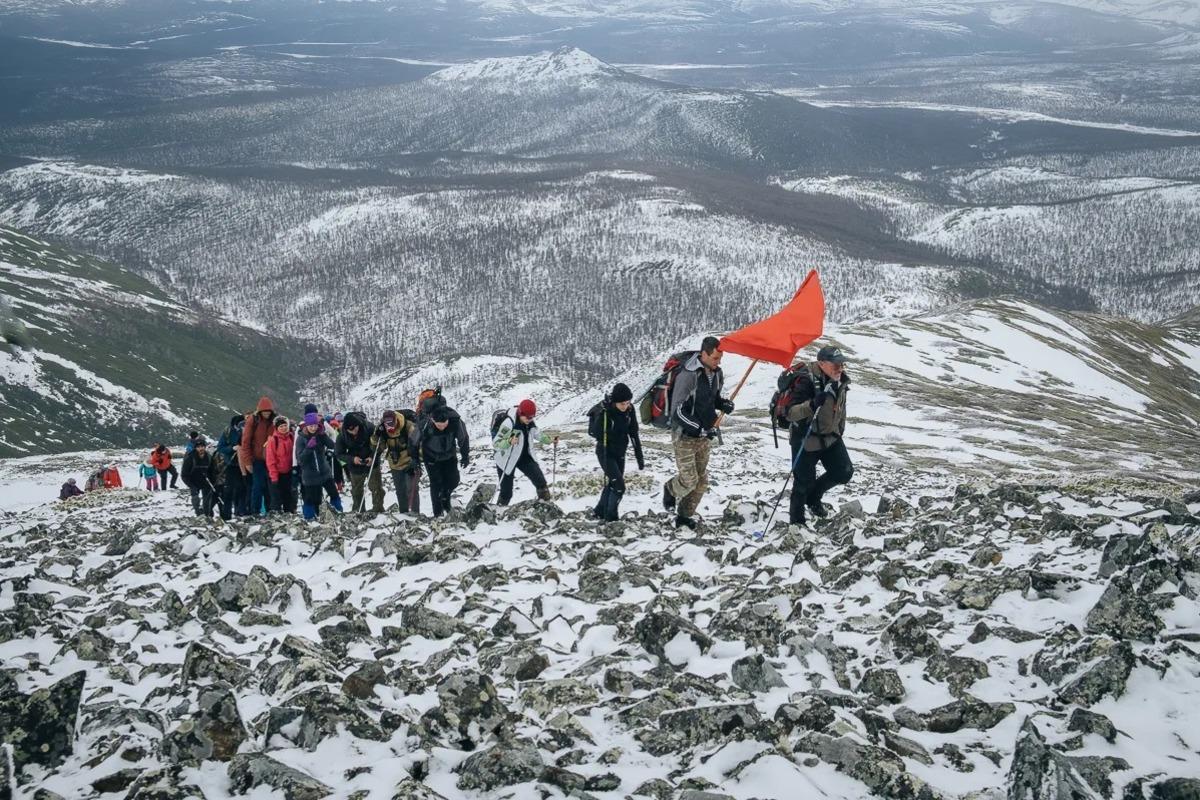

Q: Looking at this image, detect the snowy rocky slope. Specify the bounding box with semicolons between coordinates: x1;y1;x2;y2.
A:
0;225;312;457
1;432;1199;799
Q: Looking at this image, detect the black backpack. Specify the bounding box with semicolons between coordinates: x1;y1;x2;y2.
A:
587;399;608;442
768;364;814;447
489;408;511;439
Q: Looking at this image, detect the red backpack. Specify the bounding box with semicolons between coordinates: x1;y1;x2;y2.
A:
769;363;814;447
638;351;696;429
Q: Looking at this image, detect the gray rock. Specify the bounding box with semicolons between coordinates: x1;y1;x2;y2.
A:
858;668;905;703
797;733;935;799
923;695;1014;733
1085;575;1164;642
882;730;934;765
104;529;140;556
521;679;599;716
882;614;942;662
341;661;387;700
926;655;989;697
419;671;509;749
634;611;713;666
265;687;386;750
91;767;144;794
1032;628;1135;706
227;753;332;800
455;738;543;791
400;604;461;640
577;568;622;602
640;703;761;755
180;642;251;689
1067;708;1118;743
1099;534;1156;579
1006;717;1130;800
1151;778;1200;800
969;544;1003;567
162;684;247;764
514;652;550;681
774;696;835;733
124;765;204;799
390;778;449;800
731;655;786;693
0;670;85;771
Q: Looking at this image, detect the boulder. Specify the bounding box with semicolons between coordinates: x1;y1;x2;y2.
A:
0;670;86;771
227;753;332;800
455;738;543;792
162;684;247;764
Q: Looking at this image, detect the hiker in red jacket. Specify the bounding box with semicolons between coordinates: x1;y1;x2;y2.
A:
238;396;277;515
101;464;122;489
265;416;297;514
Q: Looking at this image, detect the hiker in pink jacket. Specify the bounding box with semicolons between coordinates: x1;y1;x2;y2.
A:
265;416;296;514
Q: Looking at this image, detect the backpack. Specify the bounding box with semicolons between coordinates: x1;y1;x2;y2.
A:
416;388;445;418
399;409;417;424
768;363;814;447
490;408;511;439
586;400;607;442
638;351;696;429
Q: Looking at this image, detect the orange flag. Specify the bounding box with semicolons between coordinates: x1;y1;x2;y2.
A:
720;270;825;368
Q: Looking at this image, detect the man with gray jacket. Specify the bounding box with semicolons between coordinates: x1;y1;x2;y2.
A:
786;345;853;525
662;336;734;529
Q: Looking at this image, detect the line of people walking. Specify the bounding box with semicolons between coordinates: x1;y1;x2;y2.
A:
61;338;853;529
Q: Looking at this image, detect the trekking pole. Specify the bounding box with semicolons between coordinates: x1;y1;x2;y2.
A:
360;436;384;512
754;388;834;539
552;437;558;486
204;478;225;518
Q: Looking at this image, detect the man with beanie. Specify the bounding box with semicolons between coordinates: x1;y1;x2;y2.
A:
785;345;853;525
419;404;470;516
492;398;555;506
335;411;385;513
238;396;277;515
373;409;421;513
663;336;733;529
588;382;644;521
181;436;220;517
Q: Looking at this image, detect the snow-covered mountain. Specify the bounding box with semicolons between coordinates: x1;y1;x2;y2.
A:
0;225;312;457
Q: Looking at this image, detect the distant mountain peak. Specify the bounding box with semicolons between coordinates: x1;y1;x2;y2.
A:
428;47;623;85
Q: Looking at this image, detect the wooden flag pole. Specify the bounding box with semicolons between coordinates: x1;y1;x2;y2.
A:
715;358;758;428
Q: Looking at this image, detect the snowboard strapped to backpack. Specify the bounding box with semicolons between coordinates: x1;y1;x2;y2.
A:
768;363;814;447
638;350;697;429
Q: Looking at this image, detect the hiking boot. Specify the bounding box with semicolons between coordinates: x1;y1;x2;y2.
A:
537;487;553;502
674;515;697;530
662;484;676;511
807;501;829;519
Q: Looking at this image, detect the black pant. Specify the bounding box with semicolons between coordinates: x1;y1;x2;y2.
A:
390;469;419;513
790;432;854;524
270;473;297;514
222;462;247;520
426;460;459;517
189;484;215;517
157;467;177;491
497;453;547;506
594;449;626;521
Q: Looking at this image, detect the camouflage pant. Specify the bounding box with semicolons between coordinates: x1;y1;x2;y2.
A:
349;467;385;513
668;430;711;518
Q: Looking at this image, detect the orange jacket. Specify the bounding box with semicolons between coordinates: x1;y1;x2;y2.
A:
150;448;172;470
239;396;276;471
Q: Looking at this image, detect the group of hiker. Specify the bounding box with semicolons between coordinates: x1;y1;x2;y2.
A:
58;338;853;529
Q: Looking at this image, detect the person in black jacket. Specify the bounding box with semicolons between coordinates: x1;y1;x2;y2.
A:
663;336;733;529
335;411;385;513
419;405;470;517
588;383;644;522
180;437;220;517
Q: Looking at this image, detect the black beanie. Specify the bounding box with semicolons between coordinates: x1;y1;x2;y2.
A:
611;382;633;403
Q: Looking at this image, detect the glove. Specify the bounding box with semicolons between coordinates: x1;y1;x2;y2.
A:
810;392;830;412
306;437;318;449
636;459;645;471
460;454;470;468
705;428;718;440
718;399;735;414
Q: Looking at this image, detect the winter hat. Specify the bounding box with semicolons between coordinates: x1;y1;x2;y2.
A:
333;412;343;422
517;399;537;419
304;412;320;427
274;416;289;429
193;436;208;447
611;383;633;403
67;477;76;485
431;406;450;423
304;402;319;415
189;430;199;439
382;410;398;428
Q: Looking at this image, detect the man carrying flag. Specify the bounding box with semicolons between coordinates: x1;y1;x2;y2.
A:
783;345;854;525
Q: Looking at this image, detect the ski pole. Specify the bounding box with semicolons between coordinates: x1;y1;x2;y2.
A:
757;388;834;537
